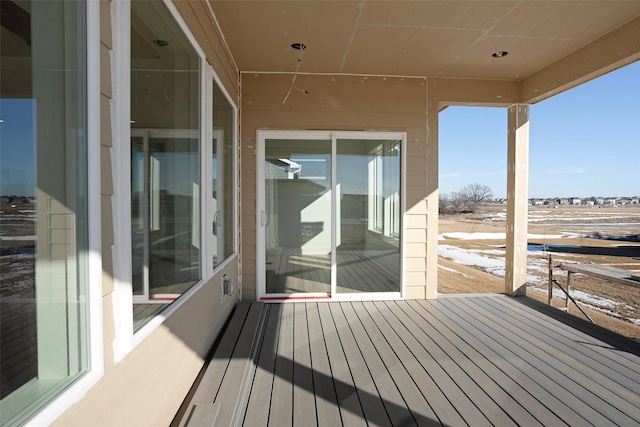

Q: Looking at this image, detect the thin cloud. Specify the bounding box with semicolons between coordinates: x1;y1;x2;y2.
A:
546;166;586;175
476;170;505;177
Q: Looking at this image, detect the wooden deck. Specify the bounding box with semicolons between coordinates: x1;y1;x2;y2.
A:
0;299;37;399
174;295;640;426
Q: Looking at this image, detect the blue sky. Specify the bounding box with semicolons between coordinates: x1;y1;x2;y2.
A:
0;99;36;196
439;60;640;199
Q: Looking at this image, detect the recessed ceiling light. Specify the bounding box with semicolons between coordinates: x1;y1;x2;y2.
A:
153;39;169;47
492;51;508;58
291;43;307;50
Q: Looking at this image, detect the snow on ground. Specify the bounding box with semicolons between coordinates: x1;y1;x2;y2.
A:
439;232;568;240
438;244;539;282
438;264;472;278
438;245;503;270
528;215;639;222
483;210;639;223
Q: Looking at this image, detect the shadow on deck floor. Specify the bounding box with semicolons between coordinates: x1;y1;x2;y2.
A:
173;295;640;426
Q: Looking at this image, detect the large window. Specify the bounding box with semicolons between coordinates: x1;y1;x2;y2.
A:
130;0;204;331
0;1;91;424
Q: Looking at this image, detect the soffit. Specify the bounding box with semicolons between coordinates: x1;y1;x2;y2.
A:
209;0;640;81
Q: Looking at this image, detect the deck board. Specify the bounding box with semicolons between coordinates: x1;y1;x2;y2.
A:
400;300;535;426
292;303;317;426
358;301;441;426
374;300;466;426
306;303;343;426
452;296;640;425
433;297;594;426
269;303;294;426
243;304;279;427
175;295;640;427
328;303;393;426
483;296;640;398
316;303;367;427
383;300;494;427
503;296;640;373
341;302;417;426
415;299;577;426
441;297;629;426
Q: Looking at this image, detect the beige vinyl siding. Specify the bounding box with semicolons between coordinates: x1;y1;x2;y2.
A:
241;73;430;300
99;0;117;373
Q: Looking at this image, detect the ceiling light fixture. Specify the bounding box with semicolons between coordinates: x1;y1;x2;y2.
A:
153;39;169;47
492;51;508;58
291;43;307;50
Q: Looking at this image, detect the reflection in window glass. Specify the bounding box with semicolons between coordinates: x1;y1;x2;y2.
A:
263;139;333;294
212;81;235;266
0;1;89;424
131;1;201;330
337;139;401;293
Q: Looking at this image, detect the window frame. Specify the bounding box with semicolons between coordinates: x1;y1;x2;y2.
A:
205;65;239;279
112;0;238;360
21;0;104;425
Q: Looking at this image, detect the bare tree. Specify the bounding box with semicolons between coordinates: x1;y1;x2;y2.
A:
449;191;467;213
460;183;493;212
439;193;450;214
439;191;468;214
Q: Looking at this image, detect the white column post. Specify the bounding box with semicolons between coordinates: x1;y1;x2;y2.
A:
506;104;529;296
425;94;439;299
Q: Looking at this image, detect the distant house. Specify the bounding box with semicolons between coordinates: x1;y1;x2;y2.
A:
569;197;581;205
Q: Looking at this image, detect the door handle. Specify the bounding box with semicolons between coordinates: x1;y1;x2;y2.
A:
260;210;268;226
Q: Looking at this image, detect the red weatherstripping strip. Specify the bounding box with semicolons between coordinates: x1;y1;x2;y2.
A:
260;296;331;301
150;297;177;301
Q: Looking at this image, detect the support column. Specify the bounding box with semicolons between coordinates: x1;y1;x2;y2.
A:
424;94;439;299
505;104;529;296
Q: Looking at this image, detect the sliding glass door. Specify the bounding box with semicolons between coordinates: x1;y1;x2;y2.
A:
258;131;404;300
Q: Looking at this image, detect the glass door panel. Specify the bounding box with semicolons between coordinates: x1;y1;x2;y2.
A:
264;139;332;295
336;139;401;293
